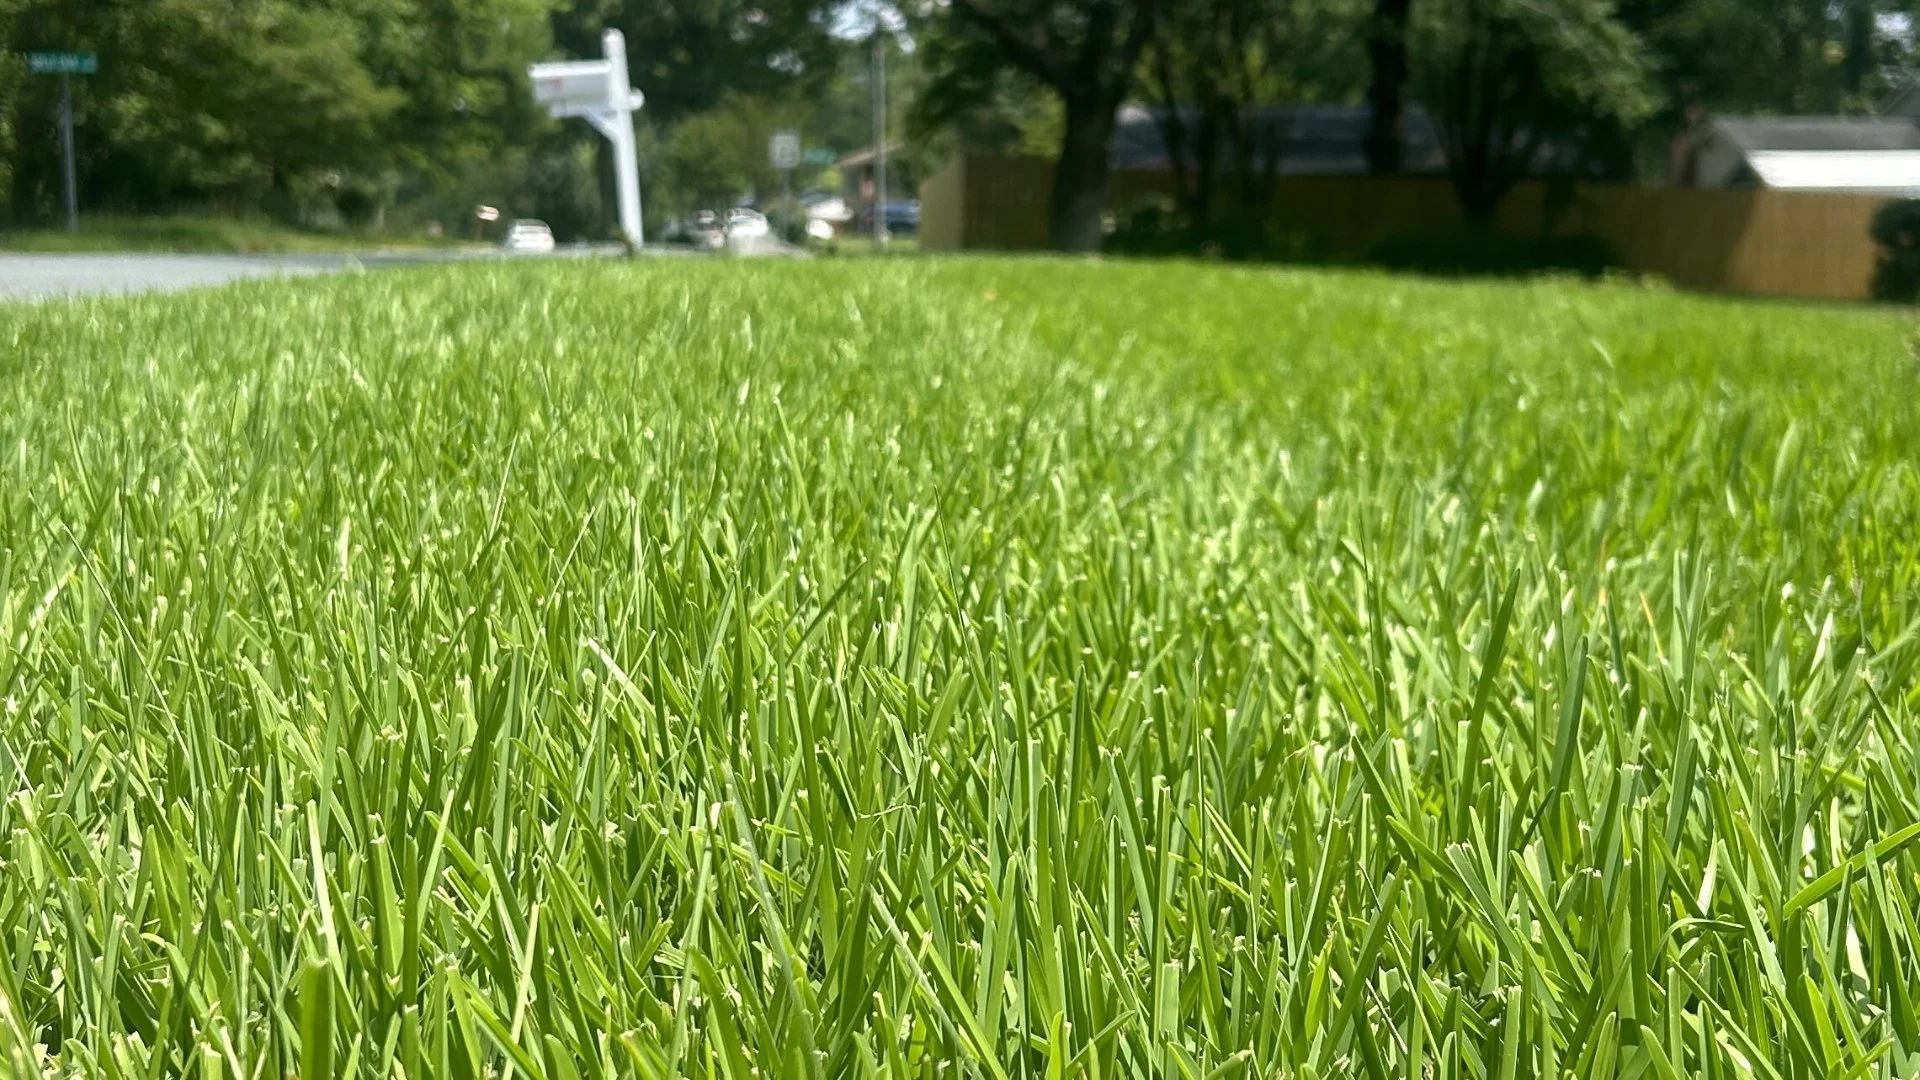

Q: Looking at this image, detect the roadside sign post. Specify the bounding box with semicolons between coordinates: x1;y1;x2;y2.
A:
770;131;799;234
58;74;75;233
27;51;98;234
529;31;646;248
871;34;889;248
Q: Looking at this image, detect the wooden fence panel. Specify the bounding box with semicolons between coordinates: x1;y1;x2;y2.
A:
921;153;1888;301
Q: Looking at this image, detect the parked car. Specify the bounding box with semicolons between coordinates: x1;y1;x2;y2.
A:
691;210;725;249
725;208;771;241
502;219;555;252
663;211;725;250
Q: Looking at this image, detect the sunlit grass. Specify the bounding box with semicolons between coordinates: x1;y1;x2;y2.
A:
1;258;1918;1078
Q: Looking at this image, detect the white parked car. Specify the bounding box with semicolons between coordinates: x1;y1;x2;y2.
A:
724;208;771;241
503;219;555;253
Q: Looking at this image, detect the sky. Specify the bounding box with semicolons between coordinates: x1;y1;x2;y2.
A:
830;0;911;42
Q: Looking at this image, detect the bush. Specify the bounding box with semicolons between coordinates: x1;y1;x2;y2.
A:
1364;229;1619;278
1105;197;1322;263
1869;199;1920;303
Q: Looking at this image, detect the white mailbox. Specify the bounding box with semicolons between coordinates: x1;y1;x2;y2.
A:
529;30;646;247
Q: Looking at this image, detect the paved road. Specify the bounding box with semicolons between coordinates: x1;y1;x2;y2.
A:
0;247;630;302
0;236;804;303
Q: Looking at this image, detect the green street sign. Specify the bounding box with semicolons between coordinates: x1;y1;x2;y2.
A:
27;51;97;75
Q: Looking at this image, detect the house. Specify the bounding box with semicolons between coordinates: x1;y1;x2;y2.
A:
1107;104;1449;174
1879;78;1920;121
1688;115;1920;196
835;143;909;206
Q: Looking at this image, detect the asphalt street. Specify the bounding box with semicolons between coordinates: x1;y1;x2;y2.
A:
0;245;634;302
0;238;795;303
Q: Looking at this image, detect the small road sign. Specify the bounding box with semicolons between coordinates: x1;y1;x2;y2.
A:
28;51;97;75
770;131;801;171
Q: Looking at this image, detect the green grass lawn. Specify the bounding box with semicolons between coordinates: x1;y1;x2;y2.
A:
2;258;1918;1079
0;213;463;254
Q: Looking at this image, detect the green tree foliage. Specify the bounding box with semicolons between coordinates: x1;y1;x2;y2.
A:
1;0;554;226
1139;0;1365;233
552;0;841;126
1623;0;1916;117
546;0;844;230
917;0;1164;251
1413;0;1655;221
659;92;810;213
904;20;1061;168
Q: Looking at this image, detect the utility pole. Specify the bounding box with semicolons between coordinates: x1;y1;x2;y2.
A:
872;29;890;248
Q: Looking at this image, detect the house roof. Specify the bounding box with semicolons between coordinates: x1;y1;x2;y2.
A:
1110;104;1450;174
1744;149;1920;196
1880;79;1920;119
1709;115;1920;154
835;143;906;169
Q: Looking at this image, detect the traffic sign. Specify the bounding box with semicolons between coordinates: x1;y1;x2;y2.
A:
770;131;801;171
28;51;96;75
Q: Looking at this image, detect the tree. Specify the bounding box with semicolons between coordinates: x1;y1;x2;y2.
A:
905;18;1060;161
1364;0;1412;173
550;0;840;125
659;92;809;213
1139;0;1364;236
925;0;1164;250
547;0;841;232
0;0;557;226
1619;0;1918;119
1413;0;1654;222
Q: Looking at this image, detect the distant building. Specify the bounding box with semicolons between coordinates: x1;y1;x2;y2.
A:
836;143;908;206
1688;115;1920;197
1880;78;1920;121
1108;104;1449;175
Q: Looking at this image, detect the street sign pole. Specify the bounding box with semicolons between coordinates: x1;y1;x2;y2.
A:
769;131;800;237
872;33;889;248
28;52;97;232
59;72;77;233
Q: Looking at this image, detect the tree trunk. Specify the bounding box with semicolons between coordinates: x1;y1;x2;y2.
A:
1843;0;1873;96
1452;156;1503;225
1365;0;1413;175
1193;104;1222;238
1049;94;1118;252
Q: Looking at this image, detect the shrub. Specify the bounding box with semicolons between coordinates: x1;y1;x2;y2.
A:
1365;229;1619;278
1869;199;1920;303
1105;197;1322;263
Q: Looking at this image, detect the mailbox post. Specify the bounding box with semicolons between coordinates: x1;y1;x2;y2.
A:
529;30;646;247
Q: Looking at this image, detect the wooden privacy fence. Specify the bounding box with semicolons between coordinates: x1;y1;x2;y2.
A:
918;153;1890;302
